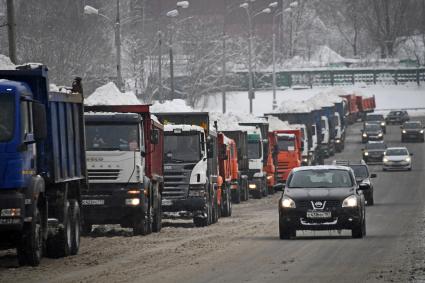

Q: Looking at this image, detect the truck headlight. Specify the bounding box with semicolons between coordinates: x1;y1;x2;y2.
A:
402;130;407;134
249;183;257;189
1;208;21;217
362;133;367;137
383;157;389;163
125;198;140;206
364;151;369;156
302;158;308;163
378;133;383;137
420;130;424;134
342;195;357;207
281;196;296;208
267;175;272;180
381;122;385;126
336;139;341;143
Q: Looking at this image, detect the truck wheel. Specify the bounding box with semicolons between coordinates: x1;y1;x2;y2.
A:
17;204;43;266
232;184;241;204
46;200;72;258
133;204;152;236
221;185;231;217
227;186;232;217
262;179;268;197
70;200;80;255
152;193;162;233
194;192;211;227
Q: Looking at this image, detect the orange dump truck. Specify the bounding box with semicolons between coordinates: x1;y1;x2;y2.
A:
217;133;237;216
274;130;302;183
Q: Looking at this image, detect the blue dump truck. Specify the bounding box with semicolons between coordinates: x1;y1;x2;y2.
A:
333;100;347;152
0;65;87;266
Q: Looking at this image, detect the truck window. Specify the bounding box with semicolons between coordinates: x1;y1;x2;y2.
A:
164;132;201;163
277;136;295;151
21;101;33;140
0;94;15;142
86;124;140;151
320;119;326;130
247;141;261;159
333;115;339;126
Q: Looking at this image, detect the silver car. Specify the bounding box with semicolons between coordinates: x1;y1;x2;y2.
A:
383;147;412;171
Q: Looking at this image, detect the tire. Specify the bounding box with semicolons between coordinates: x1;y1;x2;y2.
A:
279;222;294;240
212;190;219;223
194;191;211;227
133;193;152;235
17;204;43;266
152;192;162;233
232;184;241;204
46;200;72;258
221;185;232;217
352;218;365;239
69;200;80;255
262;180;268;197
368;196;374;206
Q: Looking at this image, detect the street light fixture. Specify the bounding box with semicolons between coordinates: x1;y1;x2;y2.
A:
84;2;123;91
166;9;179;18
176;1;190;9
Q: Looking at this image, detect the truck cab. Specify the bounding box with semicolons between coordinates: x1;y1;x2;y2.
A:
82;105;164;236
246;127;267;198
319;115;331;157
217;133;236;215
155;112;219;227
274;130;301;183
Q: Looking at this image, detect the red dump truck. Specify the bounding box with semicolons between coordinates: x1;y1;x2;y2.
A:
341;94;359;124
274;130;302;184
356;95;376;120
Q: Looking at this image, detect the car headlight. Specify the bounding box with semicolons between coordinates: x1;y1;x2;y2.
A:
364;151;369;156
381;122;385;126
125;198;140;206
249;183;257;189
342;195;358;207
402;130;407;134
362;133;367;137
281;196;296;208
420;130;424;134
383;157;389;163
405;157;411;162
267;175;272;180
378;133;383;137
336;139;341;143
302;158;308;163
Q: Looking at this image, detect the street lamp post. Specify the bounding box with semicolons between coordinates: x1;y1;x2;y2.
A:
84;1;123;90
268;2;279;110
6;0;17;64
240;3;272;114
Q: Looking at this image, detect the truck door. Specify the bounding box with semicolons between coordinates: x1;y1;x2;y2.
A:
20;100;36;182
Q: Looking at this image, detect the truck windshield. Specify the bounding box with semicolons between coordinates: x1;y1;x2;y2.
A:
164;133;201;163
278;136;295;151
0;94;15;142
247;141;261;159
86;124;140;151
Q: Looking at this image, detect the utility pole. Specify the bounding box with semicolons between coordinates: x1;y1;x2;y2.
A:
158;31;163;100
247;12;254;114
6;0;17;64
115;0;123;91
221;0;228;113
169;23;175;99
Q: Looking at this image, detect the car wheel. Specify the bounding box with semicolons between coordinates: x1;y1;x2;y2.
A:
279;222;293;240
368;196;374;206
352;221;364;238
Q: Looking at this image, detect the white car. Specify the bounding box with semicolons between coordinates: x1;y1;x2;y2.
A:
383;147;412;171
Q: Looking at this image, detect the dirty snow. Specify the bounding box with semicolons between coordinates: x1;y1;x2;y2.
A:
150;99;194;113
0;55;15;70
85;82;140;106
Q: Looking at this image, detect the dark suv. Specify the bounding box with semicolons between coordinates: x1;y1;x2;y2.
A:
362;123;384;143
362;141;387;163
278;166;367;239
366;114;386;133
386;110;410;125
333;160;376;205
401;121;424;142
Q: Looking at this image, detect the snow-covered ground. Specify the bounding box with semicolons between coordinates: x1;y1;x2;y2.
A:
198;84;425;116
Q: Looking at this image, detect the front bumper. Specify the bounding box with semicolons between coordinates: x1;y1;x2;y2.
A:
363;154;384;163
383;161;411;170
279;207;361;230
0;191;25;232
402;133;424;141
161;196;207;212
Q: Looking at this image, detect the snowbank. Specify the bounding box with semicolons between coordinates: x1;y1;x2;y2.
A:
85;82;140;106
209;111;264;131
267;116;297;131
0;55;15;70
150;99;194;113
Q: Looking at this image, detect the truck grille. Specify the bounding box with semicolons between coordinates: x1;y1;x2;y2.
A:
163;171;189;199
88;169;121;181
278;161;290;170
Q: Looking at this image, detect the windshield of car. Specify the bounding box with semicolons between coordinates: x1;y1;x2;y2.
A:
277;136;295;151
86;124;140;151
365;124;381;131
389;111;402;116
365;143;386;150
288;169;353;188
385;148;408;156
349;165;369;179
164;132;201;163
366;115;384;121
247;141;262;159
0;94;15;142
404;122;421;129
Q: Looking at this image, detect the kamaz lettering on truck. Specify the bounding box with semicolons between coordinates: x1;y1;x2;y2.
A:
156;112;219;227
82;105;164;236
0;65;87;266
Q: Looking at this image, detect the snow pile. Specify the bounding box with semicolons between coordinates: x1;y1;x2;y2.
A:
85;82;140;106
267;116;297;131
209;111;264;131
311;45;347;65
275;99;316;113
151;99;194;113
0;55;15;70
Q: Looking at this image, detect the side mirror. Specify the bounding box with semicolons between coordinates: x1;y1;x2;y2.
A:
151;129;159;145
370;173;377;178
219;144;228;160
358;183;369;190
207;141;214;159
33;103;47;140
273;183;285;191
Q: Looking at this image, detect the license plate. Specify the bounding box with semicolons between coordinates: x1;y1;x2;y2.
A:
306;211;331;219
82;199;105;206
